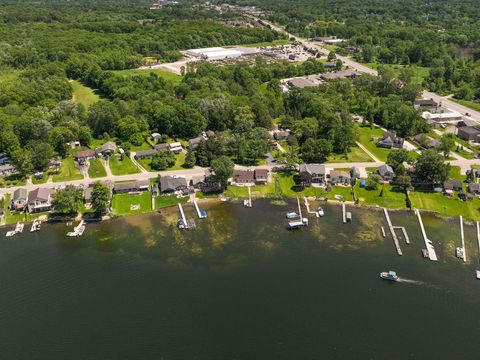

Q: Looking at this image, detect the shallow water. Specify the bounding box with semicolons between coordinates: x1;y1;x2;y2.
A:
1;200;480;359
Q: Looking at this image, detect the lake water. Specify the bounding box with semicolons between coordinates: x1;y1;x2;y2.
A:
1;200;480;359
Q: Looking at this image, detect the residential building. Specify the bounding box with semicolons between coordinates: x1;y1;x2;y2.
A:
151;132;162;141
159;176;188;194
298;163;326;186
443;178;463;191
154;143;169;151
329;170;351;185
83;187;93;205
0;164;16;175
422;111;463;124
468;182;480;194
254;169;269;184
10;188;28;211
351;167;361;180
413;134;441;149
27;188;53;213
0;152;10;165
113;179;150;194
168;142;183;152
413;98;439;110
320;69;359;81
233;169;255;185
200;170;221;193
377;132;404;149
75;149;96;164
135;149;158;159
188;136;205;150
457;126;480;142
273;130;290;140
100;141;116;156
376;164;394;181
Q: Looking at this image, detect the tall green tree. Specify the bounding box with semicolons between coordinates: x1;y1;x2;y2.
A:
91;182;111;216
210;156;234;190
52;185;83;216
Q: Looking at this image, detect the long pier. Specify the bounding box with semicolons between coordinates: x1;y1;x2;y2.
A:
460;216;467;262
415;209;438;261
342;203;346;224
193;200;207;219
477;222;480;258
178;202;187;227
303;197;318;217
383;208;402;256
297;196;303;220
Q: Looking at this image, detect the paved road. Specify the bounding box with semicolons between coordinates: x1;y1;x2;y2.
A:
423;91;480;123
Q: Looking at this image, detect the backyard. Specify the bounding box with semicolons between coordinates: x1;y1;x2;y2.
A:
111;192;152;215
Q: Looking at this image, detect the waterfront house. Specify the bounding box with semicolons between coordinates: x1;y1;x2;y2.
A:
351;167;361;180
329;170;351;185
135;149;158;160
168;142;183;152
152;183;159;197
443;178;463;192
159;176;188;194
0;164;16;175
10;188;27;211
113;179;150;194
27;188;52;213
75;149;96;164
199;170;221;193
191;175;206;189
233;169;255;185
468;182;480;195
377;132;404;149
375;164;394;181
83;187;93;206
254;169;269;184
457;127;480;142
298;163;326;186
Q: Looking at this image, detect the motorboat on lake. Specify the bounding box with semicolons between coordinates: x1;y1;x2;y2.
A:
30;219;41;232
456;247;464;259
317;207;325;217
380;271;399;282
286;211;298;219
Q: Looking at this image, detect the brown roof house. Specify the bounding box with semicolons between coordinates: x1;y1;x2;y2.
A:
254;169;270;184
232;169;255;185
27;188;53;213
75;149;96;164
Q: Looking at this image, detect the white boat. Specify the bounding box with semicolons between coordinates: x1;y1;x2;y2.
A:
286;211;298;219
5;230;16;237
380;271;399;282
317;207;325;217
456;247;464;259
15;222;24;233
30;219;41;232
476;270;480;280
66;220;86;237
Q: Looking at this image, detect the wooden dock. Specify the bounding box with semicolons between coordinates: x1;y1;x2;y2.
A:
383;208;402;256
342;203;346;224
460;216;467;262
178;202;188;228
193;200;207;219
393;226;410;244
415;209;438;261
303;197;318;217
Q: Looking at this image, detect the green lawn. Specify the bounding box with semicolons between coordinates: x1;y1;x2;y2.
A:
3;194;26;225
326;146;373;163
88;158;107;178
111;192;152;215
224;181;276;199
71;80;100;108
356;125;392;162
451;98;480;112
410;191;480;220
155;195;188;209
52;158;83;182
109;154;140;175
112;68;182;84
355;183;406;209
32;175;49;184
137;152;186;172
364;63;430;85
130;141;152;152
0;174;27;187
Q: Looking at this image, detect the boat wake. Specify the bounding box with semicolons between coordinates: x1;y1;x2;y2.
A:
397;278;426;286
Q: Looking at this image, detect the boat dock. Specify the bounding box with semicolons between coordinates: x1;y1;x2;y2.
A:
415;209;438;261
342;203;346;223
193;200;207;219
243;187;252;207
304;197;318;217
383;208;402;256
177;202;196;229
66;220;85;237
288;197;308;229
460;216;467;262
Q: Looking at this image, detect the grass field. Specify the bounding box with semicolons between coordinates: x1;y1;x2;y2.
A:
3;194;26;224
356;125;391;162
109;155;140;175
32;175;49;184
155;195;188;209
355;183;406;209
112;68;182;84
364;63;430;85
452;98;480;112
112;192;152;215
410;191;480;220
326;146;373;163
52;158;83;182
71;80;100;109
0;174;27;187
137;152;186;172
88;159;107;178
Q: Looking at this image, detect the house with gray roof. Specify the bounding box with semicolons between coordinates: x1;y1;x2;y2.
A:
27;188;53;213
377;132;404;149
10;188;27;211
135;149;158;159
159;176;188;194
101;141;116;155
468;182;480;194
376;164;394;181
299;164;326;186
188;136;206;150
113;180;150;194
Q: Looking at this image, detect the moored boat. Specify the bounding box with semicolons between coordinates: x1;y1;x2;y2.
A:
30;219;41;232
380;271;399;282
286;211;298;219
317;207;325;217
456;247;464;259
476;270;480;280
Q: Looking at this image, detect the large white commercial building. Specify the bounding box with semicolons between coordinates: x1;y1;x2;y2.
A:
185;47;260;60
